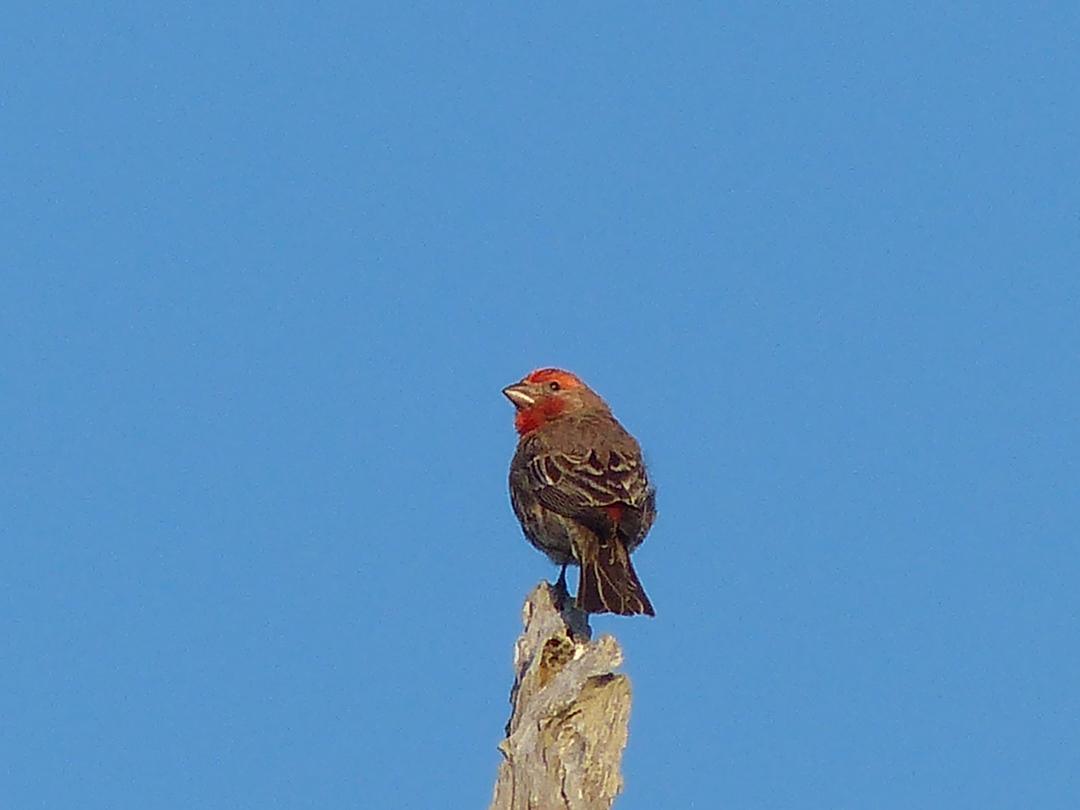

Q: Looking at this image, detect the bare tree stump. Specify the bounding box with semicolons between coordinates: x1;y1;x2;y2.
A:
489;582;633;810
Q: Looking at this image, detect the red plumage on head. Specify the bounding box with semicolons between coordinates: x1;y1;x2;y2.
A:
510;368;585;435
524;368;585;389
509;368;600;435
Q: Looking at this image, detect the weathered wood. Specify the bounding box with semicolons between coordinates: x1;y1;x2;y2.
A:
489;582;632;810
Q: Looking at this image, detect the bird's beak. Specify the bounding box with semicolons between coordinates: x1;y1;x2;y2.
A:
502;383;535;408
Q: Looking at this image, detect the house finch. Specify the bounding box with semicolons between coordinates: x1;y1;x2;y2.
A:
503;368;656;616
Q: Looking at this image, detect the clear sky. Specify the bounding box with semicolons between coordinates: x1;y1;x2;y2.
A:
4;4;1079;809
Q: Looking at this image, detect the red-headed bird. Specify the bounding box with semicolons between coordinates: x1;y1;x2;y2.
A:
503;368;656;616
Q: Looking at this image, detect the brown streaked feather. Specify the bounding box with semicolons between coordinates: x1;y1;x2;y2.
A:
521;417;654;551
577;534;655;616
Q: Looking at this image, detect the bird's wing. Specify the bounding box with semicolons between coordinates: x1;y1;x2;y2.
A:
526;446;651;533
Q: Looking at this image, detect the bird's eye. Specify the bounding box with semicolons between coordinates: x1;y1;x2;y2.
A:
548;381;561;391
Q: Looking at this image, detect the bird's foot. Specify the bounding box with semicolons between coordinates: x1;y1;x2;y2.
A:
551;565;570;607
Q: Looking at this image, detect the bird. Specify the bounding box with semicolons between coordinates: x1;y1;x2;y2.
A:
502;368;656;616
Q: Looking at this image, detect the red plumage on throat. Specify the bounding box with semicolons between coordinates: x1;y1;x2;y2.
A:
514;397;569;435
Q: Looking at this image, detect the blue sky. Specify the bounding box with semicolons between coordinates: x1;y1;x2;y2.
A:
3;4;1079;808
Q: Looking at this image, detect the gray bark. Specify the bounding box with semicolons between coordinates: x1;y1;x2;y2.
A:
489;582;632;810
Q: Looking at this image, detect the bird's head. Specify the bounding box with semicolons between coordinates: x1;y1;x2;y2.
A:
502;368;608;435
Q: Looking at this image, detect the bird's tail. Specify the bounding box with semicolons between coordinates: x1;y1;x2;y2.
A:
577;537;655;616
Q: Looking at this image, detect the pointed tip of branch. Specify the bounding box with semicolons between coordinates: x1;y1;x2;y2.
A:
525;580;592;642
